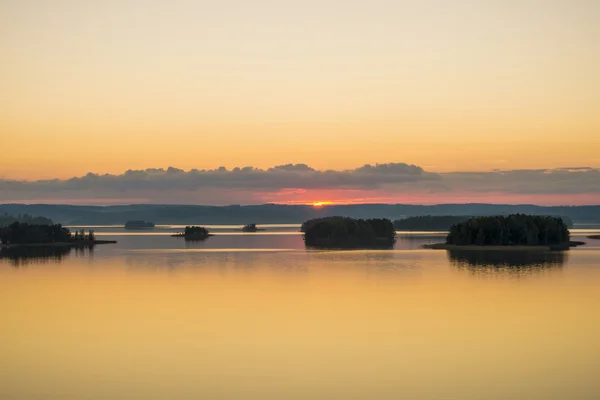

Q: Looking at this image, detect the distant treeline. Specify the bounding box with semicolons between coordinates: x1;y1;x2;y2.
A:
394;215;573;231
124;220;155;230
0;204;596;225
303;217;395;249
394;216;470;231
446;214;570;247
0;222;95;245
0;213;53;227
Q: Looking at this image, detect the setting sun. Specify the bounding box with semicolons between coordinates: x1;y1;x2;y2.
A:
312;201;333;207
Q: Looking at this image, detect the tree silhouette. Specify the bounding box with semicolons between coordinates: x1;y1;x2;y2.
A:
446;214;570;246
0;222;72;244
303;217;395;249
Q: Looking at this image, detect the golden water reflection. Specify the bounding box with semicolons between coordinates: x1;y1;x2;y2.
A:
448;249;567;278
1;248;600;399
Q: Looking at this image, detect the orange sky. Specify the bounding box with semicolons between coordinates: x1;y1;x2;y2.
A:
1;1;599;181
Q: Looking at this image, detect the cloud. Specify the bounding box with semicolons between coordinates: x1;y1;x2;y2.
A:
0;163;598;205
441;168;600;195
0;163;436;191
268;164;315;172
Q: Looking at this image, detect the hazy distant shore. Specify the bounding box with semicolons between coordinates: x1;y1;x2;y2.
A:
2;203;600;225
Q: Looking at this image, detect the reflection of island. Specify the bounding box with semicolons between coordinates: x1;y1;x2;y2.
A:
124;220;155;230
242;224;265;232
172;226;212;241
448;249;566;276
0;246;72;267
303;217;396;249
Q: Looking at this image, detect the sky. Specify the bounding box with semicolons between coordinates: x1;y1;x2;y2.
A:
1;0;599;205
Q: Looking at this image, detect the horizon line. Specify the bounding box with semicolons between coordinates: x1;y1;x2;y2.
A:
1;202;598;208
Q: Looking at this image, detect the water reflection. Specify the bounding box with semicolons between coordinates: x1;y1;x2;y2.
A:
122;250;310;276
0;246;72;267
119;249;423;278
361;252;420;276
448;249;567;277
0;246;96;267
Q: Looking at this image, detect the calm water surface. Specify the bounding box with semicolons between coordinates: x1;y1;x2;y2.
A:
1;226;600;399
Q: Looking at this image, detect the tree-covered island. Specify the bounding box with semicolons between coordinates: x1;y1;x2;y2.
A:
303;217;396;249
424;214;580;251
242;224;265;232
0;222;116;248
172;226;212;240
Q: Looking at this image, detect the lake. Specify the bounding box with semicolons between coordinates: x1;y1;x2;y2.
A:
2;225;600;399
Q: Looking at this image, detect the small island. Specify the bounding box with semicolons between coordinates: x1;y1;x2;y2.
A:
124;220;155;230
424;214;578;251
587;235;600;240
0;222;116;248
303;216;396;249
242;224;265;232
172;226;212;241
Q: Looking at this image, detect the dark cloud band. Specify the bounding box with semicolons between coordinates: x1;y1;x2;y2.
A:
0;164;598;203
